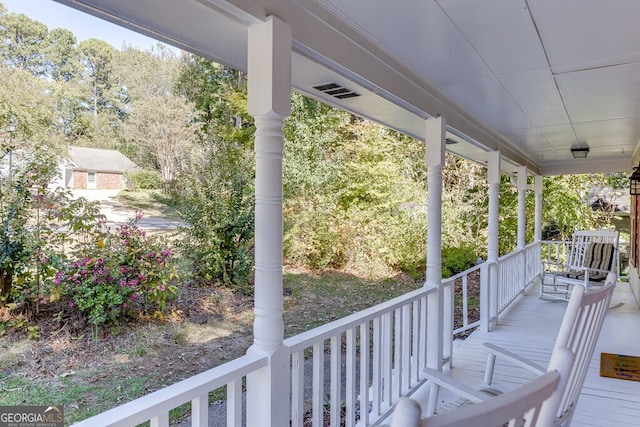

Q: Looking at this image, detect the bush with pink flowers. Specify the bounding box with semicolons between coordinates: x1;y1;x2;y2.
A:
53;214;178;325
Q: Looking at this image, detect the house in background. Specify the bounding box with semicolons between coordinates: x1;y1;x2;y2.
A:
64;146;137;190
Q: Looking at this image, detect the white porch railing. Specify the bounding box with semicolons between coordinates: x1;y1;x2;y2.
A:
71;353;268;427
441;264;482;337
496;242;541;315
71;243;547;427
540;239;571;273
284;286;435;426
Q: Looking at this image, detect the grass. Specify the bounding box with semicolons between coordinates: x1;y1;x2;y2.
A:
0;369;150;424
116;189;179;219
283;269;422;337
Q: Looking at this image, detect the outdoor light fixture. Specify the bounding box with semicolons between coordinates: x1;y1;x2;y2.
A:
630;163;640;195
570;147;589;158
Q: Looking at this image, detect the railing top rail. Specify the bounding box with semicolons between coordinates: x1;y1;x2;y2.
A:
441;263;482;285
285;287;434;351
72;353;267;427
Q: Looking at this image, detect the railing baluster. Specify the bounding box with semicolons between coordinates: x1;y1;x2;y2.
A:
150;413;168;427
372;316;382;416
393;308;402;399
291;350;304;426
402;304;411;393
383;312;393;408
345;327;356;427
312;342;324;427
191;393;208;427
359;321;370;426
462;275;469;329
420;295;428;375
227;379;242;427
411;300;419;384
330;335;340;426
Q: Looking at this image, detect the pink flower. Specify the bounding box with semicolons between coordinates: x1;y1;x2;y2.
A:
68;301;74;307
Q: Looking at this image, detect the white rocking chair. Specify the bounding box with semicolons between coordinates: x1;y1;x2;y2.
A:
541;229;618;300
389;367;564;427
421;273;616;426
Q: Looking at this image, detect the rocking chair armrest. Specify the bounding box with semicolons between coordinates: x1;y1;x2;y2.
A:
541;259;565;272
482;343;546;375
424;368;489;403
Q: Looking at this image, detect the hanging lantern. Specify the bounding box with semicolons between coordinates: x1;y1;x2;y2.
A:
630;164;640;195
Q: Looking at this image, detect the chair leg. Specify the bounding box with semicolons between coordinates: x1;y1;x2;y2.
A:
483;353;496;386
426;382;439;416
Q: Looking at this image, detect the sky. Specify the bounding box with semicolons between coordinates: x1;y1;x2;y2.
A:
1;0;165;51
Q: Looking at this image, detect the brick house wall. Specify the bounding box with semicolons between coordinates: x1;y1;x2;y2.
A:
71;170;125;190
73;170;88;189
97;172;125;189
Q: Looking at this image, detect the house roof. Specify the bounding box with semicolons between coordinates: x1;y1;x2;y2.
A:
67;146;137;173
56;0;640;176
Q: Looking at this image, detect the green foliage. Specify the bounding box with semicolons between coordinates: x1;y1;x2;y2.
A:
126;169;163;191
283;116;428;277
0;10;49;75
53;215;178;325
541;174;599;241
284;199;347;270
177;143;255;292
442;244;479;279
0;146;60;305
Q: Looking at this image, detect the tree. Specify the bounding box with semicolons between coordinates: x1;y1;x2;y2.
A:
175;55;256;289
78;38;118;121
124;95;199;185
0;9;48;75
45;28;80;82
0;65;56;145
177;56;253;145
117;47;199;184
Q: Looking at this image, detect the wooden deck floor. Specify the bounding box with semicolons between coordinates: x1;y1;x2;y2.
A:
411;281;640;427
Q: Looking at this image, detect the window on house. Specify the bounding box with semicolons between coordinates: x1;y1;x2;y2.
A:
87;171;96;188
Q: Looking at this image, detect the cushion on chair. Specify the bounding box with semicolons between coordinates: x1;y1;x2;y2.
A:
555;242;614;282
584;242;614;271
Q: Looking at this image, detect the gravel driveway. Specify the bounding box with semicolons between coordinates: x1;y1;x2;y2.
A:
71;189;183;230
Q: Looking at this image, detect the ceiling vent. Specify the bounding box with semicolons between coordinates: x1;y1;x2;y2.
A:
312;83;360;99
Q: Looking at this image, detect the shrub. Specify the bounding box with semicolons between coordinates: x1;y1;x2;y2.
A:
442;244;478;278
52;214;178;325
126;169;163;191
178;174;255;293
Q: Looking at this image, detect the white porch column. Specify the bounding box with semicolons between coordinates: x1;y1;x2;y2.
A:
517;166;527;250
246;16;291;427
534;175;542;242
425;116;445;413
487;151;500;329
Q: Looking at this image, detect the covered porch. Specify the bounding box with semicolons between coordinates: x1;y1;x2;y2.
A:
420;280;640;427
52;0;640;425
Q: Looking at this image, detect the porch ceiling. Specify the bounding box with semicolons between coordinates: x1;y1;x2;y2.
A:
55;0;640;176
